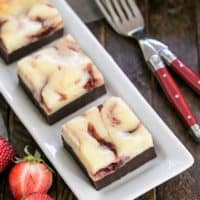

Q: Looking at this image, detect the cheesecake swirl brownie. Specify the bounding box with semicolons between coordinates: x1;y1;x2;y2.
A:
62;97;156;190
17;35;106;124
0;0;64;63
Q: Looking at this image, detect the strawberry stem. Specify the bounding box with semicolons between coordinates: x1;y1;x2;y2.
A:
15;146;54;172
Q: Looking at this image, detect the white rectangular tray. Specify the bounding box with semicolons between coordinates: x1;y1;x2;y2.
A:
0;0;194;199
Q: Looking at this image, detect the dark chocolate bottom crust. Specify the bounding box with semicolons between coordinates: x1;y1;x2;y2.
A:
19;77;106;125
62;137;156;190
0;28;64;64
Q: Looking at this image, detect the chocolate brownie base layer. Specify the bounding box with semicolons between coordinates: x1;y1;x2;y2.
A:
0;28;64;64
62;137;156;190
19;76;106;125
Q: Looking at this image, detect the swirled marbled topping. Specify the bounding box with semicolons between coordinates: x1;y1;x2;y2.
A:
17;35;105;114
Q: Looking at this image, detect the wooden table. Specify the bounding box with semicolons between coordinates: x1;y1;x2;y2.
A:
0;0;199;199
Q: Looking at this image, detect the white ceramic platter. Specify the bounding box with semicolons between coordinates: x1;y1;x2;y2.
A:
0;0;194;199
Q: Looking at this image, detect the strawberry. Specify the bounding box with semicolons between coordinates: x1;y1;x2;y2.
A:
25;193;53;200
9;146;53;200
0;136;16;173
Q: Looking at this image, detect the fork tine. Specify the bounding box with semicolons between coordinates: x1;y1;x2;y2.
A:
112;0;127;22
119;0;133;19
103;0;120;23
95;0;113;23
127;0;143;19
96;0;145;36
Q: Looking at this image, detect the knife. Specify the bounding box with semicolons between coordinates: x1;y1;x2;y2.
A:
139;40;200;141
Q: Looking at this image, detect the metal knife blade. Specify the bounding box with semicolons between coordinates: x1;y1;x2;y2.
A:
147;39;168;53
66;0;103;23
139;40;165;72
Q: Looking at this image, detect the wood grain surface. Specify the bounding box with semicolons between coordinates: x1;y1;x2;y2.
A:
0;0;199;199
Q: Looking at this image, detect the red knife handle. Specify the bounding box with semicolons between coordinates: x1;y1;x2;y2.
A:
160;49;200;95
155;67;198;128
171;59;200;95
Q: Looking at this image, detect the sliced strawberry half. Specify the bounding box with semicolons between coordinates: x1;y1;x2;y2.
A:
9;147;53;200
25;193;53;200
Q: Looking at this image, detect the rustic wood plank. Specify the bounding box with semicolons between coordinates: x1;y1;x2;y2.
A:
0;173;7;200
148;0;200;199
0;94;10;130
137;189;156;200
195;0;200;70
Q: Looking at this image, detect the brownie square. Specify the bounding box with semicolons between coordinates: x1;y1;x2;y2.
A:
62;97;156;190
0;0;64;63
17;35;106;124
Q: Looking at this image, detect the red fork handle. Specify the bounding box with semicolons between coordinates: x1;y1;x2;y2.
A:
155;67;198;128
171;59;200;95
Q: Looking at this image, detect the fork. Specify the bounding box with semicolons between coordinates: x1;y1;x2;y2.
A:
96;0;200;141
